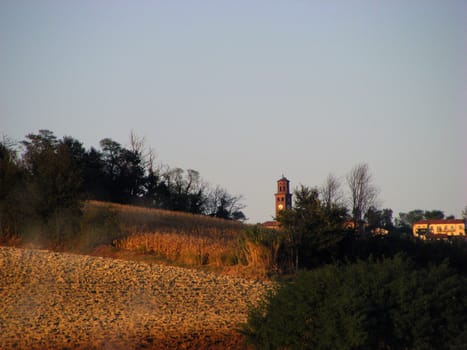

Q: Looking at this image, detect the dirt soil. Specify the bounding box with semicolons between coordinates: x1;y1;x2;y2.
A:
0;247;271;349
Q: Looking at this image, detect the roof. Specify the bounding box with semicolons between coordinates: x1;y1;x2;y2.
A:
277;176;289;182
413;219;464;225
261;221;280;228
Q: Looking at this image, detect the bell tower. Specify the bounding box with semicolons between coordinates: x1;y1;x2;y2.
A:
275;176;292;218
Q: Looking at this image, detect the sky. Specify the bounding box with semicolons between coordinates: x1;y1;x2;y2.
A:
1;0;466;223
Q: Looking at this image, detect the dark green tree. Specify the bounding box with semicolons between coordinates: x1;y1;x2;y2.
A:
424;210;445;220
21;130;83;246
364;207;394;233
402;210;424;225
0;139;26;240
365;206;382;229
244;255;467;349
277;185;347;270
99;138;145;203
381;208;394;231
61;136;86;170
81;147;106;199
396;210;425;236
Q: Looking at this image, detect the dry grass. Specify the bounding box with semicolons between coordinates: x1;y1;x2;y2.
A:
87;200;244;238
7;201;277;278
244;241;274;271
86;201;281;278
114;230;239;267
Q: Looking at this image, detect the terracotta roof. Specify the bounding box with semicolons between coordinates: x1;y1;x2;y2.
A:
413;219;464;225
261;221;280;228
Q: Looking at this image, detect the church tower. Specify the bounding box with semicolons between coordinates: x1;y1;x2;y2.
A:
275;176;292;218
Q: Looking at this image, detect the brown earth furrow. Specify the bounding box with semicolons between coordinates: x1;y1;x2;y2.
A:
0;247;271;349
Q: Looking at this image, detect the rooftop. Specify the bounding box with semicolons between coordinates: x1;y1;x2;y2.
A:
413;219;464;225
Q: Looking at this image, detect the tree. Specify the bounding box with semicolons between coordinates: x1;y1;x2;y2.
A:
61;136;86;170
161;168;207;213
398;210;424;227
319;173;343;209
99;138;145;203
0;138;26;239
398;209;446;227
381;208;394;231
243;256;467;349
346;163;379;233
364;207;394;233
81;147;106;199
21;130;83;246
365;206;382;229
278;185;347;270
424;210;444;220
205;186;246;221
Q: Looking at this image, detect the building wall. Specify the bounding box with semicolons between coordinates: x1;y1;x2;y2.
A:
413;220;466;239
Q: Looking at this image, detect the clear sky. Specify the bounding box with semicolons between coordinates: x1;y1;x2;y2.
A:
1;0;466;223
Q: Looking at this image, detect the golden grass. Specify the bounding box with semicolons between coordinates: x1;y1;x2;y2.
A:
1;200;278;282
82;201;276;278
114;230;239;267
85;201;258;270
87;200;245;238
244;241;274;271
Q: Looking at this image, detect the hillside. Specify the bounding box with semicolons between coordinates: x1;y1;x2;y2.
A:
74;201;276;279
86;200;246;235
0;246;271;349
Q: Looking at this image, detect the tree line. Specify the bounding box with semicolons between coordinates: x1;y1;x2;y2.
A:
316;163;462;237
0;129;245;244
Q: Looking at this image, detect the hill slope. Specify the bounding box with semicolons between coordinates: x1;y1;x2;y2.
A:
0;247;271;349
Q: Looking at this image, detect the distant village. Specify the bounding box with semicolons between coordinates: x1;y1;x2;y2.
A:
262;176;466;240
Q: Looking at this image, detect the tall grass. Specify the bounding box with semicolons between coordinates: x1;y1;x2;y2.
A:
1;200;280;277
88;201;252;267
10;201;277;277
88;200;244;238
115;230;240;266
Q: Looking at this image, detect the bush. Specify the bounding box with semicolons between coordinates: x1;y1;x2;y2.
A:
240;225;285;272
76;203;122;250
243;255;467;349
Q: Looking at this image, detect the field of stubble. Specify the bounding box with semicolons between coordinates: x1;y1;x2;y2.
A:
0;247;271;349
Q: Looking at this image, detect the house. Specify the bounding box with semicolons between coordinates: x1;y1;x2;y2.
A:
412;219;466;240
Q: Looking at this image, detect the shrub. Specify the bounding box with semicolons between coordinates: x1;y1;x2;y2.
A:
76;203;122;251
243;255;467;349
241;225;285;272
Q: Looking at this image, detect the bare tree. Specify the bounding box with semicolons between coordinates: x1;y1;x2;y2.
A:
205;186;246;221
319;173;343;209
346;163;379;233
129;130;157;171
